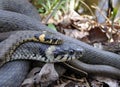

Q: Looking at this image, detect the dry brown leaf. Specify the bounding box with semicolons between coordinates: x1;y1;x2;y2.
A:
88;26;108;43
64;29;88;40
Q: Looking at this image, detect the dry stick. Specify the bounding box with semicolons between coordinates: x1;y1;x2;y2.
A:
92;5;111;23
108;0;114;42
97;0;107;21
79;0;95;17
44;0;62;24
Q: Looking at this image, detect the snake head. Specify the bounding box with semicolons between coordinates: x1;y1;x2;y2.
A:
45;42;84;62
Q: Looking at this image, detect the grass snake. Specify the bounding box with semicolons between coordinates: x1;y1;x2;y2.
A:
0;0;120;86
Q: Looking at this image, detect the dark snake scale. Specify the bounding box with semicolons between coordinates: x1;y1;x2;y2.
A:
0;0;120;86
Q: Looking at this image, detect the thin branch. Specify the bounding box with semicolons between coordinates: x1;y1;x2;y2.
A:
44;0;62;24
92;5;111;23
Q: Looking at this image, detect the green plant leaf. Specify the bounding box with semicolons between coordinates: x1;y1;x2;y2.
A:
112;8;118;20
47;23;57;31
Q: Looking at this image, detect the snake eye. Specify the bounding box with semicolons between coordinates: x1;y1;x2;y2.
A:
76;48;84;57
69;50;74;55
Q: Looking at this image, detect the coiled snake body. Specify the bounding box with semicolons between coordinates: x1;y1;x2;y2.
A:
0;0;120;86
0;0;84;86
